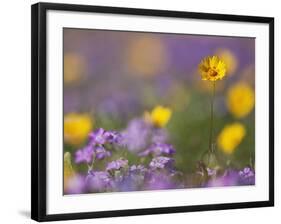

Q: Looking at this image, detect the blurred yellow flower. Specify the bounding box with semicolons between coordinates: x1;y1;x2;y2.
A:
216;48;238;75
64;53;86;85
198;56;226;81
64;113;93;145
217;123;246;154
145;106;172;128
127;36;168;77
227;82;255;118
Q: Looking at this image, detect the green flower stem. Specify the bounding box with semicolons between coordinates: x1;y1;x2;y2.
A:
88;154;96;171
209;81;216;153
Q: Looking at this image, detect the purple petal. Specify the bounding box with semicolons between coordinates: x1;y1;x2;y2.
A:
94;145;111;160
86;171;113;191
74;145;94;164
106;159;128;171
139;143;175;157
89;128;106;145
149;156;175;170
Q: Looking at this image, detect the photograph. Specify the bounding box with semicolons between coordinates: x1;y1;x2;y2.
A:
63;28;256;195
0;0;277;223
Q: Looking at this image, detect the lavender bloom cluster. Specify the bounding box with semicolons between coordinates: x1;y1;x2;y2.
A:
65;125;255;194
65;122;180;193
206;167;255;187
121;118;168;153
74;128;121;165
67;155;179;194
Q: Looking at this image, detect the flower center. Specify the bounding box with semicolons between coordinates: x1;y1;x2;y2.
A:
208;68;218;77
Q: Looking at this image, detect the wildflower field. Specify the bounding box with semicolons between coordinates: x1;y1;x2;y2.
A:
63;29;255;194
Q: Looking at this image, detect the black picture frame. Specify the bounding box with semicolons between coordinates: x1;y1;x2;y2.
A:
31;2;274;222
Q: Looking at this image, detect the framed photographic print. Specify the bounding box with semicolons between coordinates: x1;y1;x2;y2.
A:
31;2;274;222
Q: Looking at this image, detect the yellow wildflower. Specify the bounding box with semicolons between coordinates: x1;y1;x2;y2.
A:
145;106;172;128
198;56;227;81
216;48;238;75
217;123;246;154
227;82;255;118
64;113;93;145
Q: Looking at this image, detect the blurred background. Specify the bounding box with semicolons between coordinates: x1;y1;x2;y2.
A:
63;28;255;175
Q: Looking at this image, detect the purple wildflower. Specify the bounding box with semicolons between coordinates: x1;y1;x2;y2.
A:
89;128;107;145
94;145;111;160
86;171;113;191
239;167;255;185
106;159;128;171
121;119;150;152
149;156;175;170
130;165;147;174
115;165;147;192
139;143;176;157
103;130;119;143
207;169;240;187
207;167;255;187
113;133;127;147
120;118;170;153
104;130;126;147
74;145;94;164
89;128;124;147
